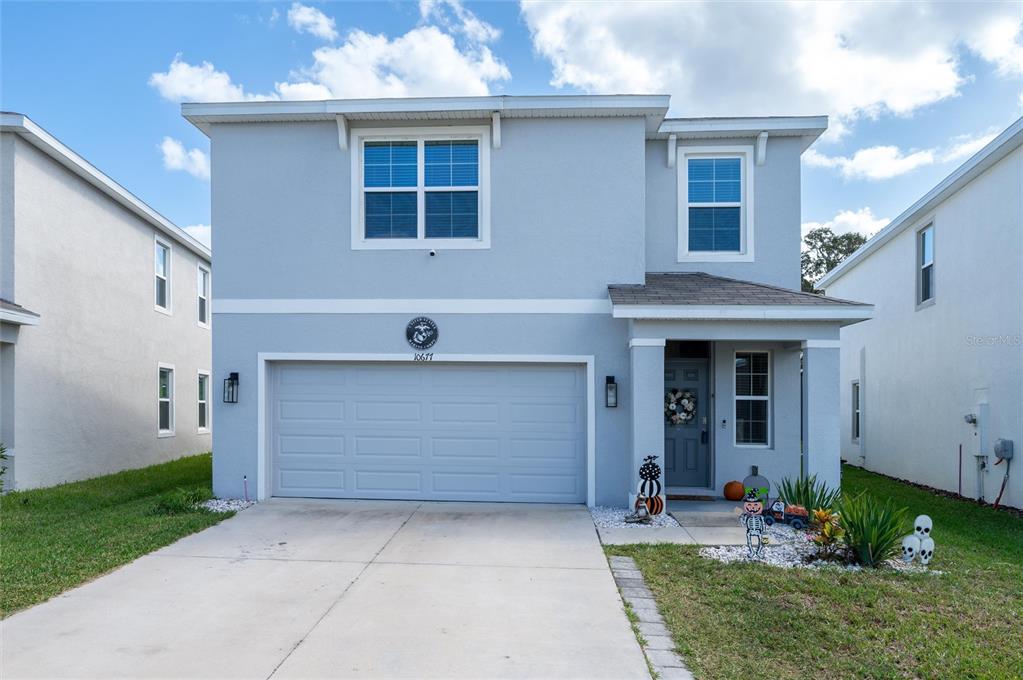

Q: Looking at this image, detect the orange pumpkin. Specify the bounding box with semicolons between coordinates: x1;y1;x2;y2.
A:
723;480;745;501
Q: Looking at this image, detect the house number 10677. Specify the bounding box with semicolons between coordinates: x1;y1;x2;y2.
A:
413;353;434;362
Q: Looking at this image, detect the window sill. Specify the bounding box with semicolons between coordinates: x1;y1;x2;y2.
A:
155;305;172;316
352;238;490;251
197;428;210;435
157;430;175;438
734;443;771;450
915;298;935;312
198;320;211;330
678;251;754;263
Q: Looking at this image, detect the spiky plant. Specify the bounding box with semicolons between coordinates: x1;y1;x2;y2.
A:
778;474;841;513
838;492;908;568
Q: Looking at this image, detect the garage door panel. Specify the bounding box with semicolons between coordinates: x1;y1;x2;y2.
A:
271;362;586;502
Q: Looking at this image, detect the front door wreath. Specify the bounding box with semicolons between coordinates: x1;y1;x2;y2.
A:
665;388;696;426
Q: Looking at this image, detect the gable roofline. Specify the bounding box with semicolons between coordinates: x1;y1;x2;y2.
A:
819;115;1023;289
183;94;672;134
0;112;211;261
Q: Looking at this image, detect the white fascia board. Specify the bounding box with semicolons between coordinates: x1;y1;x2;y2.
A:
0;113;211;262
819;115;1023;289
214;298;614;315
182;94;670;131
612;304;874;322
655;115;828;140
0;308;41;325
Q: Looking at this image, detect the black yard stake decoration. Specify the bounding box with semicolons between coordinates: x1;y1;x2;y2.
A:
637;455;664;515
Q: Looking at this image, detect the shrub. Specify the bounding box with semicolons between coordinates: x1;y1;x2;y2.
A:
839;492;908;568
151;486;213;515
778;474;841;513
809;509;844;560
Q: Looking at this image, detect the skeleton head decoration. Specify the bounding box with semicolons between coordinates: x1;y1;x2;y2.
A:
914;515;933;540
901;535;921;562
919;537;935;565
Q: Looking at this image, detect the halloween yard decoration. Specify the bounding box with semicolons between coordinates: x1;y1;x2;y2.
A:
636;455;666;515
738;490;767;559
901;534;921;562
763;499;810;530
901;515;936;566
625;493;652;524
742;466;770;503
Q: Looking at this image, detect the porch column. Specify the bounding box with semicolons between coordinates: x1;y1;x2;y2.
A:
630;338;665;498
802;341;841;490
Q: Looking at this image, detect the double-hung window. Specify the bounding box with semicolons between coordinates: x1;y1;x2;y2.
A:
735;351;770;446
155;239;171;313
352;127;490;249
678;147;754;262
158;364;174;436
197;371;210;433
918;225;934;305
197;265;211;327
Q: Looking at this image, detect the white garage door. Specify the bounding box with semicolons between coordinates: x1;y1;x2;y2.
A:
270;362;587;503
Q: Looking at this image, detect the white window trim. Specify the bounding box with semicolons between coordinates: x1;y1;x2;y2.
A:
851;380;861;443
197;370;211;434
158;362;175;437
154;235;173;315
916;222;935;309
350;126;491;250
733;349;771;448
676;145;755;263
197;264;211;329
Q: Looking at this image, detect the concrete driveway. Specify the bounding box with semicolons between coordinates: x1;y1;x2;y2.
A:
1;501;649;679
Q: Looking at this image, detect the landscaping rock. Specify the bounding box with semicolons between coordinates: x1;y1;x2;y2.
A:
590;506;680;529
200;499;256;513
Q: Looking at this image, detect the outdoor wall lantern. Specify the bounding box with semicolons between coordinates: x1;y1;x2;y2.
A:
223;372;239;403
605;376;618;408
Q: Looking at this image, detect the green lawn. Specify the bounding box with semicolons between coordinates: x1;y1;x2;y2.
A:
609;465;1023;679
0;454;232;617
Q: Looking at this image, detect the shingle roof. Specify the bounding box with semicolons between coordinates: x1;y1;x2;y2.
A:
608;272;865;306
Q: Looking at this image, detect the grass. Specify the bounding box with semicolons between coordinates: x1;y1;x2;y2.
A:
0;453;232;617
608;465;1023;679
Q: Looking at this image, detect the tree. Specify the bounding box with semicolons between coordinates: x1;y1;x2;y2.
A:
801;227;868;292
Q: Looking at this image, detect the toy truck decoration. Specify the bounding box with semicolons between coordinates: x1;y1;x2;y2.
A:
763;500;810;530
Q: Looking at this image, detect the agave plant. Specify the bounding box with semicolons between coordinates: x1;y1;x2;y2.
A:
777;474;841;513
839;492;909;568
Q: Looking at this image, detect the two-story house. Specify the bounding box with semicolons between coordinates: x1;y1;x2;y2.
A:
822;117;1022;510
184;95;871;506
0;113;213;490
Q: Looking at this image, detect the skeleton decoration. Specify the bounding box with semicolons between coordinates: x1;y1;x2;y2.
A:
739;490;767;559
914;515;933;540
637;455;665;515
901;535;921;563
919;537;935;565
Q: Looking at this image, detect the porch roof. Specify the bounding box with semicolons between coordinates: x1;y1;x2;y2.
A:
608;272;872;322
0;299;41;326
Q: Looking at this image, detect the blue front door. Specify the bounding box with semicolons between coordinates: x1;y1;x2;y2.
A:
664;359;711;488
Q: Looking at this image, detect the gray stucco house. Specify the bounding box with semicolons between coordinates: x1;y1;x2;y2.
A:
1;113;212;489
822;116;1022;510
185;95;871;506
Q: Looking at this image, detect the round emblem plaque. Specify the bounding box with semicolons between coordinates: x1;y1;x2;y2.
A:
406;317;439;350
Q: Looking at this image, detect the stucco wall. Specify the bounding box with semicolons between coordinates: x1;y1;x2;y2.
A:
826;145;1023;508
645;136;804;289
7;135;212;489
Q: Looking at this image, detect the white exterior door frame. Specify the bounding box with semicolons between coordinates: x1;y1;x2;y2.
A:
256;352;597;506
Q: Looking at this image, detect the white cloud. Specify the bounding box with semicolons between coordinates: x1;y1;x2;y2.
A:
183;224;212;248
520;1;1023;138
941;131;999;163
287;3;338;41
149;55;277;102
152;3;508;104
804;146;935;181
802;207;889;238
160;137;210;180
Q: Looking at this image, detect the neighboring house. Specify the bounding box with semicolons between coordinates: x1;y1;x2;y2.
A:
0;113;212;490
821;117;1022;510
184;95;871;506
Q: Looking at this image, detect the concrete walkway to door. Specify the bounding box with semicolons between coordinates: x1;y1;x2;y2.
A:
1;501;649;680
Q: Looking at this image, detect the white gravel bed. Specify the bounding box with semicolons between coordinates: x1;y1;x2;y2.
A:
590;505;681;528
699;523;940;573
200;498;256;513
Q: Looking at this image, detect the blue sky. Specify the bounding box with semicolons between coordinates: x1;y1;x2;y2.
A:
2;1;1021;247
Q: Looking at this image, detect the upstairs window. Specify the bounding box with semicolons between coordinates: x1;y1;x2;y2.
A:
851;381;861;441
735;351;770;446
352;127;490;250
918;225;934;305
155;239;171;313
677;147;754;262
197;265;211;327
